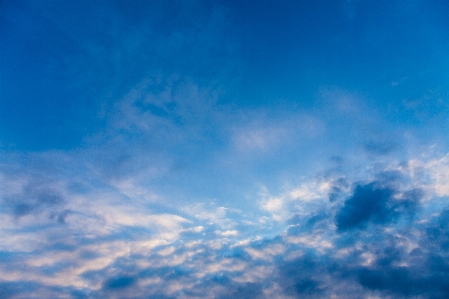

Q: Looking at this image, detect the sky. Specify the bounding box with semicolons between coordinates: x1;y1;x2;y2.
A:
1;0;449;298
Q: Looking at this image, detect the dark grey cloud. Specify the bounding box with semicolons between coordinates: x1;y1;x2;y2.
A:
276;205;446;298
357;267;417;295
424;209;449;251
103;275;137;290
354;262;449;299
336;183;394;231
335;182;419;232
277;256;323;298
352;239;449;298
216;282;263;299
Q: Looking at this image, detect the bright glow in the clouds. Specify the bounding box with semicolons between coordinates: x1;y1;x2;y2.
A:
1;0;449;298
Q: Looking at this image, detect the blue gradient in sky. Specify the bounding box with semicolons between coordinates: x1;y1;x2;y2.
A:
1;1;449;298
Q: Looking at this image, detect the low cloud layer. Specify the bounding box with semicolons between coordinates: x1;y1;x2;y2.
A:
1;150;449;298
335;182;419;231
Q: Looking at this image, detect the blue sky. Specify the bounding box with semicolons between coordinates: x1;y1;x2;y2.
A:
1;0;449;298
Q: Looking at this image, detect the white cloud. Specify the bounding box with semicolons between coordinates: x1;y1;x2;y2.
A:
215;229;238;237
182;226;205;234
202;258;247;275
157;246;176;256
260;186;288;222
259;177;335;223
244;243;285;261
290;181;330;201
422;154;449;197
284;234;334;253
262;196;284;212
397;152;449;198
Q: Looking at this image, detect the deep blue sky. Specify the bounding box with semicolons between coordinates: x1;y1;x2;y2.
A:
1;1;449;298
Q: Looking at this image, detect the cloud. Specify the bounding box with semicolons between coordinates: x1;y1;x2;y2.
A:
335;182;419;232
345;209;449;298
103;275;136;290
290;181;331;201
416;154;449;197
218;282;263;299
1;199;449;298
244;242;285;261
216;230;239;237
2;178;65;218
275;255;324;298
2;146;448;299
3;0;449;297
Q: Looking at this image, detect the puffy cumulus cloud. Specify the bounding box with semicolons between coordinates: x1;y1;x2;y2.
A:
259;175;345;227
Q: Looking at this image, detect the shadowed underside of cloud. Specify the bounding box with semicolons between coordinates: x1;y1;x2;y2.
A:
335;182;419;232
365;212;449;298
103;276;136;290
273;210;449;298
